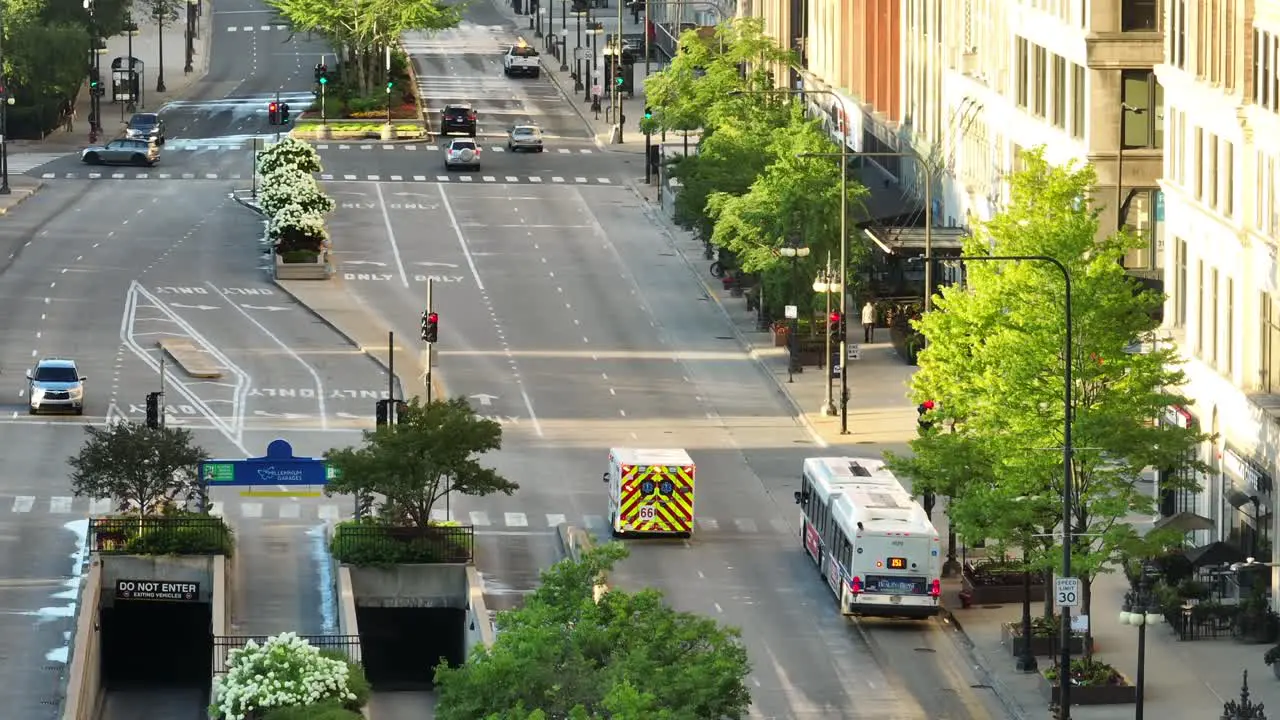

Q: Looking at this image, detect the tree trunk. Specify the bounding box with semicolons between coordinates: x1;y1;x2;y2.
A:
1042;568;1054;617
1081;575;1094;660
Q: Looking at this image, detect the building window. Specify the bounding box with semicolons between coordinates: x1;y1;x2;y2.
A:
1224;142;1235;217
1016;37;1029;108
1033;45;1047;116
1262;294;1280;393
1210;267;1220;365
1194;127;1204;199
1258;30;1280;112
1208;135;1219;208
1175;237;1188;327
1121;0;1158;31
1197;260;1205;353
1172;0;1187;69
1052;55;1066;128
1225;277;1235;376
1071;64;1086;138
1121;70;1163;148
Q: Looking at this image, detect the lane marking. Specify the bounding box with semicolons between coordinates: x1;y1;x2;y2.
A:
436;183;484;290
372;183;410;287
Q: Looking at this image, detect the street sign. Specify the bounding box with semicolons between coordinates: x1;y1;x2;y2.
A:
847;343;861;360
115;579;201;602
1055;577;1081;608
784;305;797;319
199;438;334;487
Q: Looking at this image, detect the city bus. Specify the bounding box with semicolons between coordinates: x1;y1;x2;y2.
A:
794;457;942;619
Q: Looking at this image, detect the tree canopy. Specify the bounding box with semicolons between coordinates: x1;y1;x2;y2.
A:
323;396;516;526
67;421;210;515
267;0;461;95
885;147;1210;638
434;543;752;719
646;18;869;318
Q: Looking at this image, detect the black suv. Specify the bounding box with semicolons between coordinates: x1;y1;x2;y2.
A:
440;104;477;137
125;112;166;144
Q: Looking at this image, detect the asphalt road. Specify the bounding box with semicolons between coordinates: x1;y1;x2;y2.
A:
321;176;1009;719
403;0;588;140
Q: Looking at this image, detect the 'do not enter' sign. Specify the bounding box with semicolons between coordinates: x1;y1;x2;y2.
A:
114;579;201;602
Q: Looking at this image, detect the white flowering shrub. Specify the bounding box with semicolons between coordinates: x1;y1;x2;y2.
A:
259;172;330;219
210;633;357;719
257;137;322;175
270;203;328;255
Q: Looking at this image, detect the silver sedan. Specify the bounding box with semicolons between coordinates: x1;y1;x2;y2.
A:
507;125;544;152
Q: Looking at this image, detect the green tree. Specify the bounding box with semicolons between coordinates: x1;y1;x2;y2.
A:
267;0;461;95
434;543;751;720
67;421;210;516
324;396;516;527
886;148;1210;647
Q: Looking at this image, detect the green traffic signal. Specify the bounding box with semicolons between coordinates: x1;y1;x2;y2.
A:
644;109;652;119
615;77;624;86
319;76;328;85
386;81;393;91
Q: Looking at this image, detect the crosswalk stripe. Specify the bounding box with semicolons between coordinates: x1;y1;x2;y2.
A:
413;175;427;181
574;177;588;183
390;175;403;181
278;503;300;519
460;175;473;182
558;148;570;154
735;518;757;533
89;498;113;515
546;513;566;526
580;149;593;154
318;505;340;521
597;178;612;184
697;517;719;531
551;176;564;183
483;175;496;182
241;502;263;518
470;511;491;526
506;175;518;182
13;496;34;513
343;174;356;180
505;512;528;527
437;175;450;181
50;497;72;514
529;176;542;182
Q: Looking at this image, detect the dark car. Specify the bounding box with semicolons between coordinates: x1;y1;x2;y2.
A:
440;104;477;137
125;112;166;144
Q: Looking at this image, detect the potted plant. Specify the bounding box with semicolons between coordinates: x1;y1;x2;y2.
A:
1040;657;1136;706
1234;588;1280;644
1001;613;1091;657
962;559;1045;605
1264;644;1280;680
771;320;791;347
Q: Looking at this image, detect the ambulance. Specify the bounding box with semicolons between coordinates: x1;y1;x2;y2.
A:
602;448;696;538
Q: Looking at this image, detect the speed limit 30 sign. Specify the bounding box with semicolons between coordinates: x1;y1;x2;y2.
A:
1055;577;1081;608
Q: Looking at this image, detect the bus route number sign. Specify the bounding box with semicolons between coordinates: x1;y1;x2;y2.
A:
1055;577;1081;608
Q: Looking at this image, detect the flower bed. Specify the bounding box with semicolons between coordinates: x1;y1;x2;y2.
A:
1001;617;1091;657
254;138;335;275
1039;658;1136;706
962;560;1045;605
290;121;427;140
210;633;369;719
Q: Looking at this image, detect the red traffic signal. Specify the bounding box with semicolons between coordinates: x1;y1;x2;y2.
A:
428;312;438;324
829;311;842;325
268;102;280;125
269;102;278;112
921;400;936;411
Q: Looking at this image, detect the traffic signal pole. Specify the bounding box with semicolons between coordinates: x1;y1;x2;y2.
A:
613;0;623;144
425;278;434;403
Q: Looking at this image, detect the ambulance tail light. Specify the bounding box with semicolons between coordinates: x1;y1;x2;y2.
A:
929;579;941;597
849;576;863;595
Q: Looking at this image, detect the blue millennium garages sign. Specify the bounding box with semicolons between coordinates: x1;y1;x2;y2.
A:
198;438;335;488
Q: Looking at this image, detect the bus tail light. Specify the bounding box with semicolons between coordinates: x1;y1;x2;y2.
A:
928;579;941;597
849;576;863;595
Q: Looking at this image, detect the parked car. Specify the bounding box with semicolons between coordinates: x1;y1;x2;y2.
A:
81;139;159;166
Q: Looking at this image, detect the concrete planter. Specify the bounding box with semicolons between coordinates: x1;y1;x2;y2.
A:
1001;622;1092;656
380;123;397;141
315;124;332;140
1039;671;1137;706
273;251;330;280
963;572;1045;605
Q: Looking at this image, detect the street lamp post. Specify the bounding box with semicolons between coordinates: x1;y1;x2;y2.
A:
583;24;601;103
922;252;1075;717
812;252;841;414
779;244;810;383
1221;671;1269;719
1119;569;1163;720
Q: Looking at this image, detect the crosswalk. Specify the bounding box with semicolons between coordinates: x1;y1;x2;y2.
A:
37;171;619;185
8;152;71;173
314;143;594;154
4;494;795;535
225;24;291;32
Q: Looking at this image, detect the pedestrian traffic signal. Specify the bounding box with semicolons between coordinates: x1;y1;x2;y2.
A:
268;102;280;125
280;102;291;123
422;311;438;343
828;311;845;342
145;391;161;429
917;399;936;433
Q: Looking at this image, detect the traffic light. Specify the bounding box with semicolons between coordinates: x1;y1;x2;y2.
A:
828;311;845;343
614;62;625;86
422;311;438;343
386;80;393;93
921;492;935;520
89;70;104;97
375;398;391;427
145;392;161;429
268;102;280;125
643;106;652;120
280;102;290;123
314;63;327;83
917;399;936;433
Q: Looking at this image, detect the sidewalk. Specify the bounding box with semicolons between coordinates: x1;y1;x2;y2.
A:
11;0;214;154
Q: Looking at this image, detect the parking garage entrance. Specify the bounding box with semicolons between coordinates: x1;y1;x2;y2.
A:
358;607;466;690
100;580;211;688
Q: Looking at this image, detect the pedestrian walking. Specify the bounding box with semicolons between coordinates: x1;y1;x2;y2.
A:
590;94;601;119
862;300;876;343
62;99;75;132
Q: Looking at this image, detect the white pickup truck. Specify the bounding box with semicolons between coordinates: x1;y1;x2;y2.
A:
503;44;540;78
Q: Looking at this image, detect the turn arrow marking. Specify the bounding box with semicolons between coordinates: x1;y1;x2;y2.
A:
241;305;289;312
344;260;387;267
416;261;459;268
469;393;498;406
252;410;310;419
170;303;220;310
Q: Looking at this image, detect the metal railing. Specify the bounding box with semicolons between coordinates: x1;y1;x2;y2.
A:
213;635;363;674
331;523;475;564
88;516;231;555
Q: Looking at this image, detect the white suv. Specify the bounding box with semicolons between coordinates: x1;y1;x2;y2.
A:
444;139;481;171
28;357;86;415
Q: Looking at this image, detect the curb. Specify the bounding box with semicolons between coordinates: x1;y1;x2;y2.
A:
0;181;45;215
538;56;611;154
620;178;832;448
937;605;1031;720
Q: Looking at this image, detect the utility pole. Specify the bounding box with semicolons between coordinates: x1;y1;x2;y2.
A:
612;0;624;144
0;0;9;197
158;351;166;428
425;278;434;403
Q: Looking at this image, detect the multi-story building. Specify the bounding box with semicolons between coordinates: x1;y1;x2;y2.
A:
1157;0;1280;576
